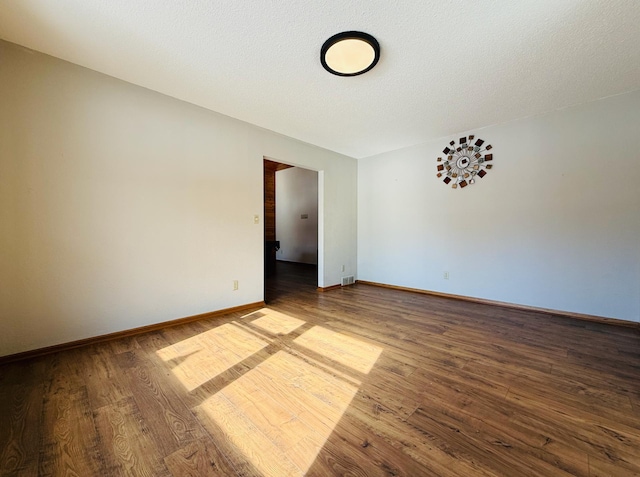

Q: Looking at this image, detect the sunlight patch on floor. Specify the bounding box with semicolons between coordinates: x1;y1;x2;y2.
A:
156;323;268;391
162;308;383;476
197;350;362;476
250;308;306;335
294;325;383;374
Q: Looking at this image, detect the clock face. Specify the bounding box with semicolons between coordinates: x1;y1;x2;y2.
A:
436;135;493;189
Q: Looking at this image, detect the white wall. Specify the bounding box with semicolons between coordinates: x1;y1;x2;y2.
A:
276;167;318;265
358;90;640;322
0;40;357;357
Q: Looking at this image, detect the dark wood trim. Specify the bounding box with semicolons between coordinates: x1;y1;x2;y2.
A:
0;301;265;365
263;159;294;172
317;284;341;292
357;280;639;329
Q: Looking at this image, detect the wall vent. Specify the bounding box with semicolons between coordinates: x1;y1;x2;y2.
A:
341;276;355;286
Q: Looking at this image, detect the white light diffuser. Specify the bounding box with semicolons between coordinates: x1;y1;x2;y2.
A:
321;31;380;77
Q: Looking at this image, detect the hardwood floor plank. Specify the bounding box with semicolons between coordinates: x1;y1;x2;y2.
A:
467;357;635;415
0;357;47;476
114;349;207;456
194;392;301;476
106;335;141;355
305;435;391;477
550;362;640;404
410;397;589;476
318;412;441;476
94;397;171;477
80;343;132;409
505;390;640;470
566;348;640;381
588;453;640;477
1;261;639;476
344;394;501;476
163;437;238;477
38;385;102;476
134;331;174;357
421;370;591;476
375;352;418;377
0;381;44;476
630;393;640;417
218;372;323;452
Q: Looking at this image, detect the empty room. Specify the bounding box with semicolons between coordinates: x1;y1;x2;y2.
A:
1;1;639;476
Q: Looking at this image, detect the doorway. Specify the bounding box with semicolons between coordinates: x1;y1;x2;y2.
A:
263;158;319;303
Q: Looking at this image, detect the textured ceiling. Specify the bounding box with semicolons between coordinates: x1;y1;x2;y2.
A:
1;0;639;158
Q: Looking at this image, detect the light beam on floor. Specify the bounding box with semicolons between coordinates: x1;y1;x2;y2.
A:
158;308;382;476
156;322;268;391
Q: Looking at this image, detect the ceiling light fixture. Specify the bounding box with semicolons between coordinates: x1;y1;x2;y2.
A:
321;31;380;77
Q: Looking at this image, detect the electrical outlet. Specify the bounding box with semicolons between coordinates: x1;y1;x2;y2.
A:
233;280;239;290
443;272;449;280
341;265;345;272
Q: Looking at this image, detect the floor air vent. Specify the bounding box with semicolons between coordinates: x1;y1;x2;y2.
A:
341;276;355;286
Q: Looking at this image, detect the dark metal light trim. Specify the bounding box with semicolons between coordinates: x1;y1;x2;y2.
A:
320;31;380;77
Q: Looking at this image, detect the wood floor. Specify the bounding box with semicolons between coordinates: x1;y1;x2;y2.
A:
1;262;639;476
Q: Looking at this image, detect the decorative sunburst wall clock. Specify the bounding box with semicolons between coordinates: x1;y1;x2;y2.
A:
436;135;493;189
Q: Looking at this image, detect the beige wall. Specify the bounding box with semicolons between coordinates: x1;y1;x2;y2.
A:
0;40;357;357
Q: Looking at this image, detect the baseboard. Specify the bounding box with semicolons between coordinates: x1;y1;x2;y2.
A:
317;284;341;292
356;280;639;329
0;301;265;365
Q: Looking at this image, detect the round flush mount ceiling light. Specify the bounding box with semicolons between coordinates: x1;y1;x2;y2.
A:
321;31;380;76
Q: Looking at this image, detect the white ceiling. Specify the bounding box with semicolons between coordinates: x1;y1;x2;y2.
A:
1;0;639;159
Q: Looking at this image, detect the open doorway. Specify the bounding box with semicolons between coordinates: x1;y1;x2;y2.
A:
263;159;319;303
